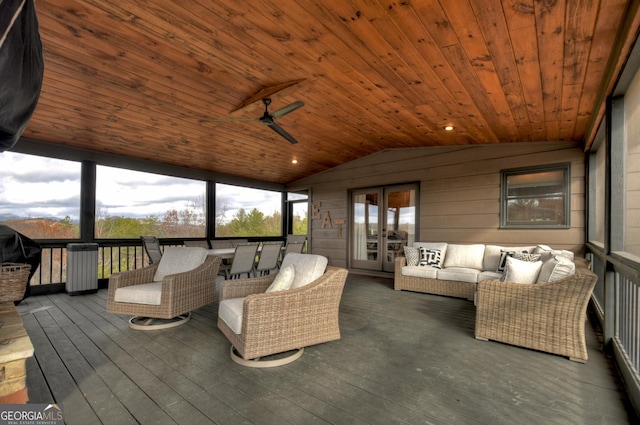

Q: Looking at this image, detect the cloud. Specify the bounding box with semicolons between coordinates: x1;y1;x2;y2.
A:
1;153;283;221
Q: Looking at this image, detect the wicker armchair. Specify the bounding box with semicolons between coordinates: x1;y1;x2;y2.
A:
107;247;221;330
218;258;348;367
475;258;597;362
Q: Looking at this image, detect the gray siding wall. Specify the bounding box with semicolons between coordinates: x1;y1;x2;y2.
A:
288;142;586;269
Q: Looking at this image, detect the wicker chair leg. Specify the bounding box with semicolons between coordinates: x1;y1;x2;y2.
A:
128;313;191;330
230;346;304;368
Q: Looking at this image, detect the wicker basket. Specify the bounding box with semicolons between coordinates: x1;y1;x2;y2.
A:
0;263;31;303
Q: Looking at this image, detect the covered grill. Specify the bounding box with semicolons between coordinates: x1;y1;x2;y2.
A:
0;225;42;301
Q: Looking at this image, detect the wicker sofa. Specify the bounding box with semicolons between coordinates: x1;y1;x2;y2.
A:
394;242;598;361
394;242;577;300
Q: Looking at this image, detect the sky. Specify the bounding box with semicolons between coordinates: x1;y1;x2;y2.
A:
0;151;282;222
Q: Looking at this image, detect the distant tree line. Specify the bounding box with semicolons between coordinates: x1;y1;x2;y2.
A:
5;205;307;240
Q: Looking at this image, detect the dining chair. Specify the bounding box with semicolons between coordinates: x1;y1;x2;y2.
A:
286;234;307;247
141;236;163;264
184;240;210;248
210;240;233;249
230;239;249;248
254;241;284;276
219;243;259;279
279;241;305;268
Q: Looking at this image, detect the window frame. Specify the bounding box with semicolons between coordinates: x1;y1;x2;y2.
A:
500;163;571;229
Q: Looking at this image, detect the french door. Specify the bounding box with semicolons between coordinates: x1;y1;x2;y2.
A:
350;184;418;272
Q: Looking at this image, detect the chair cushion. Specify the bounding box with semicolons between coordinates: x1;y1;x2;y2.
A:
536;254;576;283
280;253;328;289
218;297;245;334
114;282;163;305
443;244;485;270
502;256;542;284
153;247;208;281
266;264;295;292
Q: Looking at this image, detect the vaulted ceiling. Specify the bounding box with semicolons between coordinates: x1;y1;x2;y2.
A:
22;0;639;184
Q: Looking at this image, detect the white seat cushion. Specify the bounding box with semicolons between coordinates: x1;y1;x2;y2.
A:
401;266;438;279
114;282;163;305
437;267;480;283
153;247;208;281
218;297;245;334
280;253;328;289
478;271;503;282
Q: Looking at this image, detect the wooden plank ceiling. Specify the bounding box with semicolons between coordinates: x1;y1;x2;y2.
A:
22;0;637;184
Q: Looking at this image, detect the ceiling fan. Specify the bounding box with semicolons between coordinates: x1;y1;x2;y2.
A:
200;98;304;144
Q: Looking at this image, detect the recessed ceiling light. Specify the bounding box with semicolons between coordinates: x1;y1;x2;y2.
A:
444;125;454;131
291;159;298;164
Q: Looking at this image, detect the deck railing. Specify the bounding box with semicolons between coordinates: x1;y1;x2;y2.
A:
29;241;154;287
588;245;640;415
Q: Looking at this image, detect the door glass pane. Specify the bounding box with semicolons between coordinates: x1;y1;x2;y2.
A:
352;192;379;262
384;188;415;269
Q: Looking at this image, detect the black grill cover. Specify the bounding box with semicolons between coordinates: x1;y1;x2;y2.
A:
0;224;42;300
0;0;44;151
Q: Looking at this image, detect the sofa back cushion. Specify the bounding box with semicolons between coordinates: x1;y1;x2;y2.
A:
443;244;485;270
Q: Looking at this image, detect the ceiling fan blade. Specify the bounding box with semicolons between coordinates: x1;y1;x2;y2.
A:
267;122;298;144
270;101;304;118
199;117;258;123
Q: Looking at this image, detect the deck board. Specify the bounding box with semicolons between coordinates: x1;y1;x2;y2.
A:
17;274;635;425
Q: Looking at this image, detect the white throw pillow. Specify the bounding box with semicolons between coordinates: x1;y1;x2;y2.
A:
403;246;420;266
536;254;576;283
502;256;542;284
266;264;295;292
496;249;530;272
533;245;575;262
418;247;442;269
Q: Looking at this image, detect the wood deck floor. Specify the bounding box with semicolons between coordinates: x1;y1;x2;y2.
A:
17;274;635;425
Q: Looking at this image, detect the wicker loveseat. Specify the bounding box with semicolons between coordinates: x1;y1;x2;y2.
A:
475;257;597;362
